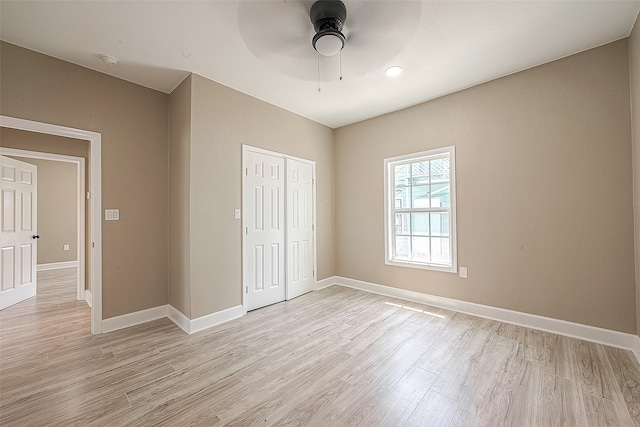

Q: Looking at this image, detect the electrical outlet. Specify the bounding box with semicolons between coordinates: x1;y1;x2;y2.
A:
63;244;70;251
459;267;468;279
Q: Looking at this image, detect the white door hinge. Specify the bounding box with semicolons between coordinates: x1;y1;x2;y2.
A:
245;286;248;294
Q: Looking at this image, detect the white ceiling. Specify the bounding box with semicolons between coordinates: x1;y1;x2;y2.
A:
1;1;639;129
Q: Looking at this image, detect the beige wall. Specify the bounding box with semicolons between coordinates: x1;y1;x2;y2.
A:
10;157;77;264
186;73;334;318
335;40;636;334
630;16;640;337
168;75;192;317
1;42;169;318
1;127;90;158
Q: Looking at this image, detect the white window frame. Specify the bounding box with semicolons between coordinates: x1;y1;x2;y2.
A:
384;146;457;273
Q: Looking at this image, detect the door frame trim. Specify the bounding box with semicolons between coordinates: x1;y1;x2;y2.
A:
241;145;317;313
0;148;86;303
0;115;103;334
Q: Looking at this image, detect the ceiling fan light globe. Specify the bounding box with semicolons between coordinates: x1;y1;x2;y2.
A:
313;32;344;56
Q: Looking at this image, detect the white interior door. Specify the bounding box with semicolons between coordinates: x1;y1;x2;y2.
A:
0;156;37;310
286;158;314;300
244;150;285;311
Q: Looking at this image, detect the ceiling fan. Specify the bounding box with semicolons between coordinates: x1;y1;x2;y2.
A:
237;0;422;82
310;0;347;57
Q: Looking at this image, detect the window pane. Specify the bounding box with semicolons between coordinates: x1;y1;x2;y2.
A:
395;236;410;259
411;213;429;236
430;183;450;208
430;212;449;237
395;186;410;209
411;161;429;185
386;147;455;270
430;157;449;183
431;237;450;263
412;237;430;262
411;185;430;208
395;213;410;235
395;164;410;187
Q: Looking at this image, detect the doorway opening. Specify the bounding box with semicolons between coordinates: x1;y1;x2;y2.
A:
1;148;86;304
0;115;104;334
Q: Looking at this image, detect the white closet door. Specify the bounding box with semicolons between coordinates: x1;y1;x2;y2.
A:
286;158;314;300
0;156;37;310
244;151;285;311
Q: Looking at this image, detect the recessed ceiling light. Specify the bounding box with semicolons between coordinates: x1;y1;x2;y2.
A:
385;66;402;77
101;55;118;66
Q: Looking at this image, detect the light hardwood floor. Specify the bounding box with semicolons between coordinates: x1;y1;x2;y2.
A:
1;268;640;426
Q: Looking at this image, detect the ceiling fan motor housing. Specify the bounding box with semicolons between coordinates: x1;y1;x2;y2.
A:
310;0;347;56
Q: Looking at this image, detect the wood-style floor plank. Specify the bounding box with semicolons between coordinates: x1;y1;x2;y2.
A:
603;345;640;425
1;268;639;426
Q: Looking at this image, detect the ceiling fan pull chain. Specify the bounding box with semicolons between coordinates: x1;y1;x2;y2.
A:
339;50;343;81
317;51;322;92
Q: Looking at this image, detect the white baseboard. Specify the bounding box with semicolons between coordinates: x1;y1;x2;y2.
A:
37;261;78;271
102;303;245;335
190;305;244;334
96;277;640;366
633;335;640;364
167;305;191;334
166;304;244;334
84;289;92;308
102;305;168;333
335;276;640;359
315;276;337;290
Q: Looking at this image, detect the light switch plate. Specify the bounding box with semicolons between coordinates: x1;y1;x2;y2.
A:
459;267;468;279
234;209;241;219
105;209;120;221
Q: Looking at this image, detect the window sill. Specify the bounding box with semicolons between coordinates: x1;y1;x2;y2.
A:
385;259;457;273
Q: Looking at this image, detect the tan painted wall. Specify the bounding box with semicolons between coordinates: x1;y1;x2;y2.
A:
1;128;90;158
630;16;640;337
10;157;77;264
1;42;169;318
168;75;192;317
335;40;636;334
188;74;334;318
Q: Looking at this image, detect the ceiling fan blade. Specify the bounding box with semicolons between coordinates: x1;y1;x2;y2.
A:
238;0;320;79
342;1;422;76
237;0;421;81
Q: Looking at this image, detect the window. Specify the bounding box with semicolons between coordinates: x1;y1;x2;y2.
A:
384;146;457;272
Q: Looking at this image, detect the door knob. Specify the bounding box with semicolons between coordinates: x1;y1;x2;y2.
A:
32;235;40;239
